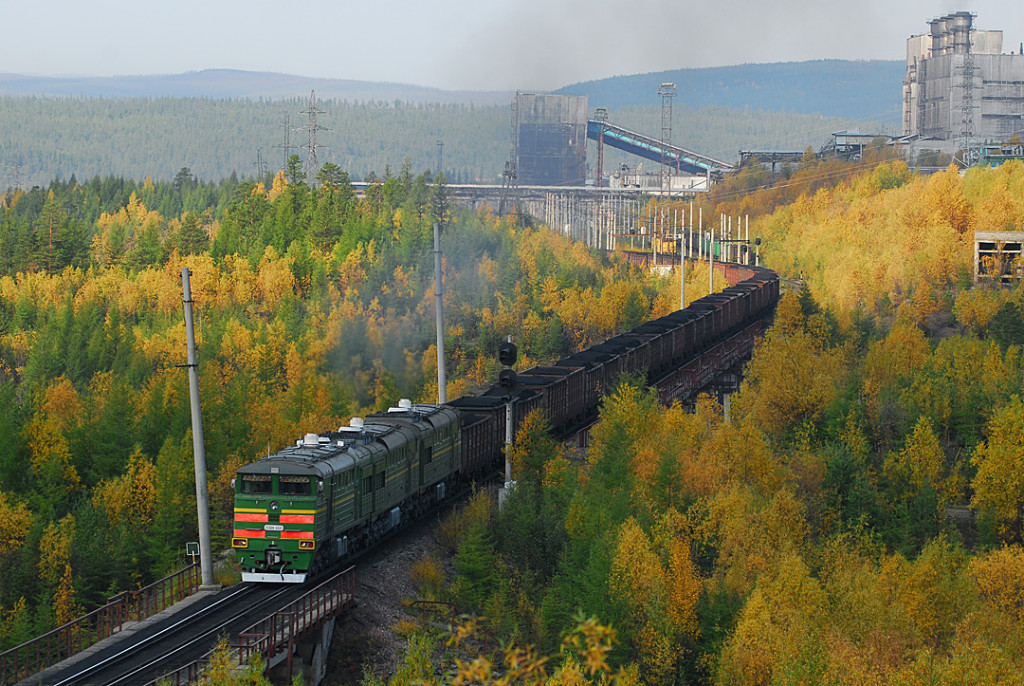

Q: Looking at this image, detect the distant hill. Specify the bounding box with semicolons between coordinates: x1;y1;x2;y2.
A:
0;69;514;106
0;61;903;121
556;60;905;122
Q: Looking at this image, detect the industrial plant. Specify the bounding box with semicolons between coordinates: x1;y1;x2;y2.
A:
903;11;1024;161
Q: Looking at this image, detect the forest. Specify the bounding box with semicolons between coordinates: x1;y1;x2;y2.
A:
365;159;1024;686
0;158;685;649
0;95;876;190
5;152;1024;686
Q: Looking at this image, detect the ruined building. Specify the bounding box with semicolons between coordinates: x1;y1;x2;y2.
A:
514;93;589;186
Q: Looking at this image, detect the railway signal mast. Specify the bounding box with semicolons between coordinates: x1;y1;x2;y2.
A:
498;339;517;508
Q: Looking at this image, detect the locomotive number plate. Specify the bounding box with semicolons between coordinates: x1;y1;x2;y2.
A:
264;524;284;531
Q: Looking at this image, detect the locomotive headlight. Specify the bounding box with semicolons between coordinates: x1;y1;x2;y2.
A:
269;500;280;512
298;540;315;550
232;538;248;548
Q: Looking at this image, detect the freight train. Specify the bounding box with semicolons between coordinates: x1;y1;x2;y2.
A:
232;264;779;583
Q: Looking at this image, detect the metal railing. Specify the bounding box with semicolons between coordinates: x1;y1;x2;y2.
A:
154;565;356;686
111;563;202;622
237;566;356;676
0;563;200;685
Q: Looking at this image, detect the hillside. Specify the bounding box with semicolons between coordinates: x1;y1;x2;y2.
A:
0;69;513;105
0;61;903;119
556;59;905;121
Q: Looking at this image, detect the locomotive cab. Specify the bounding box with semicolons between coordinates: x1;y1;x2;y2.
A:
233;458;322;583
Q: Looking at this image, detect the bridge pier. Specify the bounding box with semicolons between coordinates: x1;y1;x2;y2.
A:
266;617;336;686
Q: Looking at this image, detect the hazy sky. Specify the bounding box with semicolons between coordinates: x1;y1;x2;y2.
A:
4;0;1024;91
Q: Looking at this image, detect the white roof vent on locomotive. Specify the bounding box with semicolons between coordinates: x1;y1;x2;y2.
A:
298;432;332;447
388;398;414;413
337;417;365;433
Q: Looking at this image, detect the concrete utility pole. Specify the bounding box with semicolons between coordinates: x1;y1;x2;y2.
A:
745;215;750;265
680;224;686;309
433;223;447;403
181;268;214;588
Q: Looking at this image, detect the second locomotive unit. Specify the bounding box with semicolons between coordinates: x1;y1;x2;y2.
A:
232;401;463;582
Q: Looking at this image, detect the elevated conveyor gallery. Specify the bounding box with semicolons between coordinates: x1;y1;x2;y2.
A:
586;120;734;175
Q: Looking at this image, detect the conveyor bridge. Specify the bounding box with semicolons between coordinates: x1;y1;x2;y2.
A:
587;120;734;175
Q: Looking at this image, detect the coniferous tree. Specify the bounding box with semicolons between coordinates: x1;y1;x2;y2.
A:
176;212;209;255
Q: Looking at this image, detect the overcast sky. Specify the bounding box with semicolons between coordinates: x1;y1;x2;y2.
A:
3;0;1024;91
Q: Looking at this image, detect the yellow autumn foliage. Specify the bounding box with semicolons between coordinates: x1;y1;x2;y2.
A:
53;563;80;627
92;448;157;528
883;415;947;510
971;396;1024;542
970;545;1024;622
753;161;1021;320
701;485;808;596
0;492;33;555
38;514;75;587
24;415;80;493
717;555;823;686
731;292;846;439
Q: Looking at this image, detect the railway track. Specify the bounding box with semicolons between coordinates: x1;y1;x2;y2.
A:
27;584;292;686
15;482;478;686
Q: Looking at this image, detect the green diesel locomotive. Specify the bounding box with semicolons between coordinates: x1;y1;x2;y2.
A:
232;400;461;583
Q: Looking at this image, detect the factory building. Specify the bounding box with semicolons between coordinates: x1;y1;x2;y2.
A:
514;93;589;186
903;12;1024;147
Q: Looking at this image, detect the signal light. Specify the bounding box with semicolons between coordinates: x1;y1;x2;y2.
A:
298;540;315;550
232;538;249;548
498;341;517;367
499;369;517;391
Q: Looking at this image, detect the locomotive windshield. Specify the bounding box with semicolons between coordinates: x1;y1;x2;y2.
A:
279;475;313;495
239;474;272;494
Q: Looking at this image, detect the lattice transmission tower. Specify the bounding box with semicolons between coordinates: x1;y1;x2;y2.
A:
300;90;330;181
498;94;520;219
658;82;677;199
956;15;978;167
274;112;297;172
